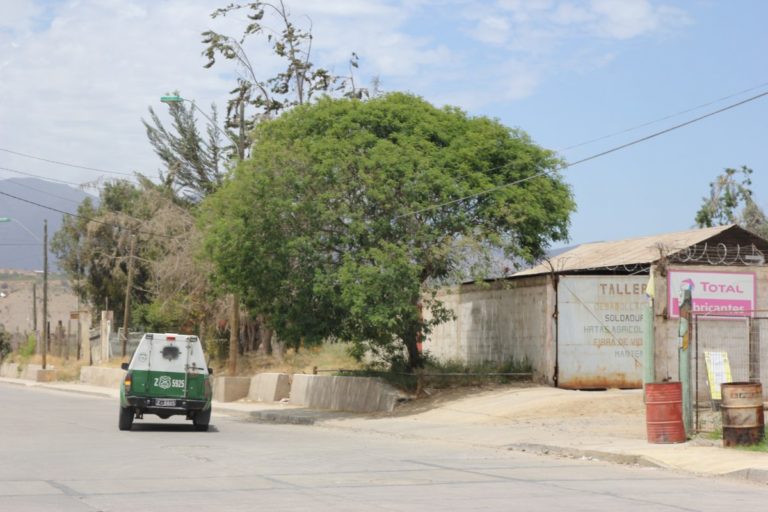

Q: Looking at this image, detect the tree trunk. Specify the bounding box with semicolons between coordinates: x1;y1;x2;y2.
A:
404;298;425;370
228;293;239;375
271;333;285;362
404;333;424;370
257;315;273;356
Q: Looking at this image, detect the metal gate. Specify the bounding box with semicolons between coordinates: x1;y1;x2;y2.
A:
692;312;768;432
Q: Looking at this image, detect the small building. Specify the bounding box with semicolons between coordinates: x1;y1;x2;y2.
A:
423;224;768;391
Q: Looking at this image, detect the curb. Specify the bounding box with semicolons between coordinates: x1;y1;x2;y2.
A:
723;468;768;484
0;378;117;399
37;384;117;399
507;442;661;468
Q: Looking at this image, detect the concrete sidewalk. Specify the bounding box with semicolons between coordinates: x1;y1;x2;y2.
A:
3;377;767;485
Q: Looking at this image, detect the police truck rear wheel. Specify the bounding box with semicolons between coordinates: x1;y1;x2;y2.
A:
119;406;134;431
193;408;211;431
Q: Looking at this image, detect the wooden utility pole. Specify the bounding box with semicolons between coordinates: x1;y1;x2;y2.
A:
32;282;37;332
42;219;48;369
121;235;136;357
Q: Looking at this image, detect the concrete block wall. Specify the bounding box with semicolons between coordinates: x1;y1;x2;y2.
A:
290;374;402;413
248;373;290;402
424;275;555;384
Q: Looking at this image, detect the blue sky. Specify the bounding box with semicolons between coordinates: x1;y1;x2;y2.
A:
0;0;766;248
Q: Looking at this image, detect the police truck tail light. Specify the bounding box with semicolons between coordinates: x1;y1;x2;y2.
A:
124;373;132;391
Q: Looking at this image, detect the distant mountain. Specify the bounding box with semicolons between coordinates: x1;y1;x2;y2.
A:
0;178;95;271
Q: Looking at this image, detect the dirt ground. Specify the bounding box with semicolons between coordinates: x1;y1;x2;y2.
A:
392;383;647;441
0;271;79;340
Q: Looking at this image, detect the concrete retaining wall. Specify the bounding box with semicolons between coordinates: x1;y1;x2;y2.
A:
79;366;125;388
290;374;402;413
0;363;43;380
213;376;251;402
248;373;291;402
0;362;21;379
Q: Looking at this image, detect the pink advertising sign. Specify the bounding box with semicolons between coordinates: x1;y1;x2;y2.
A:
667;270;756;318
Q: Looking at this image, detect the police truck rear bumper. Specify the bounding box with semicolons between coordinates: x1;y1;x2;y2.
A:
125;396;209;414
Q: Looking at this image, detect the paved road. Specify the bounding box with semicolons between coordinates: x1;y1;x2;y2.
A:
1;383;766;511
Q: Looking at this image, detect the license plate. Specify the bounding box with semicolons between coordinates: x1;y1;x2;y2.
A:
155;399;176;407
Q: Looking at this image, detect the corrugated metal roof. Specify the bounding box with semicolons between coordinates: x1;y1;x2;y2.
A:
513;224;736;277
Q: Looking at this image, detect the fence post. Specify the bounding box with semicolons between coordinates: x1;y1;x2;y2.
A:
678;288;693;436
749;317;760;382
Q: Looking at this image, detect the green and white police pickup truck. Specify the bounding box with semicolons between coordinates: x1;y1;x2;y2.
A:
119;333;213;431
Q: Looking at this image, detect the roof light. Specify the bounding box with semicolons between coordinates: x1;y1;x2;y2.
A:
166;335;176;341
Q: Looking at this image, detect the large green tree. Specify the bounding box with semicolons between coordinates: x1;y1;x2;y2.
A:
202;93;574;369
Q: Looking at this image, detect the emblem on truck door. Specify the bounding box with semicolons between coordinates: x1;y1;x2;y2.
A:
157;375;172;389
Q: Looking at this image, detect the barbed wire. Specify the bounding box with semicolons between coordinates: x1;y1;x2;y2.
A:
670;242;766;266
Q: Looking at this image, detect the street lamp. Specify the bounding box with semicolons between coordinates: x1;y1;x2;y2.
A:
0;216;42;242
160;95;243;158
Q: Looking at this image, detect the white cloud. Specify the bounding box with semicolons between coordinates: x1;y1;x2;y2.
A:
466;0;690;45
451;0;691;106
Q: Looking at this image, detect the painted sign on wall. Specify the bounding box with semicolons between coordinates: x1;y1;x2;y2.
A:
667;270;755;318
557;276;647;389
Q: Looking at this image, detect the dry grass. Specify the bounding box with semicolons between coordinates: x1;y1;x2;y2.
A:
5;341;361;381
6;354;90;382
211;342;363;376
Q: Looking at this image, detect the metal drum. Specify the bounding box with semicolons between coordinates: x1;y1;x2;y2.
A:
645;382;686;444
721;382;764;447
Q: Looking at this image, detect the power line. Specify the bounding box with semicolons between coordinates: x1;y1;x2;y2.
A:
557;80;768;153
0;189;177;240
0;165;99;187
396;89;768;220
0;177;86;205
0;146;136;177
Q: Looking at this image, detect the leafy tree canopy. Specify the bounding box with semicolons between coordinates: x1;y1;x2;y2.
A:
201;93;574;369
143;95;224;202
695;166;768;238
51;178;196;327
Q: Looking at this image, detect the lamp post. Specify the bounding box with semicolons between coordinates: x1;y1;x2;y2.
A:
160;95;243;374
0;217;47;368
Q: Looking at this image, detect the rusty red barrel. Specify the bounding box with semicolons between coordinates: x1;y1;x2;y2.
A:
645;382;686;443
721;382;764;447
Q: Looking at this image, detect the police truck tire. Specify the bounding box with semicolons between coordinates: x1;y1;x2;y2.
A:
119;406;134;431
193;408;211;431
